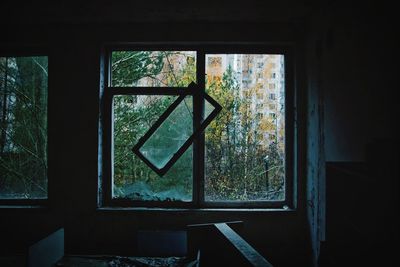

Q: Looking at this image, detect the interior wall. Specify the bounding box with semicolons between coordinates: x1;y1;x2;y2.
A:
1;1;315;266
305;1;397;265
305;10;326;266
318;1;397;162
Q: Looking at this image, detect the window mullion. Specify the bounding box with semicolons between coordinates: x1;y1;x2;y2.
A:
193;50;206;207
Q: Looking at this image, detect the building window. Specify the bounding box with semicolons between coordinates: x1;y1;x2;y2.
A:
0;56;48;201
100;47;293;208
269;93;276;100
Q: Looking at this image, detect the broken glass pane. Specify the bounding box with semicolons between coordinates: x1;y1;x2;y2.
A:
138;96;193;169
113;95;192;201
111;51;196;87
0;56;48;199
205;54;285;201
132;91;221;176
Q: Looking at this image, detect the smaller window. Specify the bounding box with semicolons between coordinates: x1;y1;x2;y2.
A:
0;56;48;200
269;93;276;100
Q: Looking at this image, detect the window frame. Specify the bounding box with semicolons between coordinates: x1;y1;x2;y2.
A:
99;43;295;209
0;47;49;206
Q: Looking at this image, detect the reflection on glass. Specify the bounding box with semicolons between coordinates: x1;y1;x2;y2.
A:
113;95;192;201
111;51;196;87
139;97;193;169
204;98;215;119
0;57;48;199
205;54;285;201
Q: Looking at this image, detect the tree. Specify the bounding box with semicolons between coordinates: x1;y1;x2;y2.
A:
0;57;48;198
205;61;285;201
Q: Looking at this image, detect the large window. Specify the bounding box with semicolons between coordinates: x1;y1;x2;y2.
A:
0;56;48;201
100;46;293;208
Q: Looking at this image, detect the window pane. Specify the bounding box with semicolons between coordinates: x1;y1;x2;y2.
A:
113;95;192;201
0;56;48;199
111;51;196;87
205;54;285;201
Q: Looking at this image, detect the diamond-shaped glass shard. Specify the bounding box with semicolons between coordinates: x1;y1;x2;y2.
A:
132;83;222;176
139;96;193;169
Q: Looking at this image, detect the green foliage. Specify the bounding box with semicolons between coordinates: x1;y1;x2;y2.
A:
111;51;196;87
111;51;164;86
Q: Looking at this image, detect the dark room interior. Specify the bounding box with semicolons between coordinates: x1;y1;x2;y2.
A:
0;1;398;266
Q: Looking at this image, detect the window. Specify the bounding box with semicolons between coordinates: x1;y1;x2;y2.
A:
100;46;293;208
0;56;48;201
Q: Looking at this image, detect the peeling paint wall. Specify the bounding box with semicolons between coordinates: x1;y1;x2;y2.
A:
305;14;326;265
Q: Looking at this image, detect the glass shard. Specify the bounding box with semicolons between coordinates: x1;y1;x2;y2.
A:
139;96;193;169
132;86;221;176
